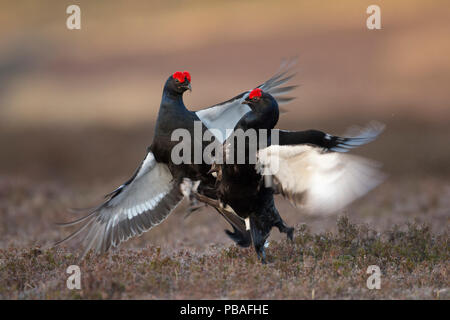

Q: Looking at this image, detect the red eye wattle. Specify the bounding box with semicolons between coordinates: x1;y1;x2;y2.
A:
172;71;185;83
183;71;191;82
249;88;262;99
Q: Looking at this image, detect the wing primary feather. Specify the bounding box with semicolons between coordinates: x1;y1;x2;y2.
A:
56;203;106;227
53;217;96;246
78;221;102;261
275;96;296;105
266;73;297;90
269;85;299;96
259;69;290;88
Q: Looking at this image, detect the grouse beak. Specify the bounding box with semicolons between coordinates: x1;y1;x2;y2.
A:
181;82;191;92
242;99;251;105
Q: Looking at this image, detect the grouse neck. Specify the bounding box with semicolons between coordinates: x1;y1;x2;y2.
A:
161;90;186;110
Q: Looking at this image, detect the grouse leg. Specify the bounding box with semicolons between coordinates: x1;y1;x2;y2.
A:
248;216;269;264
271;203;294;241
274;219;294;241
261;188;295;241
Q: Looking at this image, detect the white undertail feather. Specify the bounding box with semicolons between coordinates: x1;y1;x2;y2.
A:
257;145;386;216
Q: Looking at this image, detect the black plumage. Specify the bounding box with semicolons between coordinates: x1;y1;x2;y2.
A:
204;89;384;262
56;66;298;259
56;63;383;263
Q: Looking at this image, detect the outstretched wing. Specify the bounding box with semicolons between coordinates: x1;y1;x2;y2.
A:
195;60;297;143
275;121;385;152
256;145;385;216
56;151;183;259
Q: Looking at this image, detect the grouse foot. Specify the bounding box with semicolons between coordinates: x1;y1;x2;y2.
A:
275;220;294;241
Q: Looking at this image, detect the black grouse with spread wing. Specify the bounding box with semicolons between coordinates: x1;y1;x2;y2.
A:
205;88;385;262
56;66;298;259
56;64;384;263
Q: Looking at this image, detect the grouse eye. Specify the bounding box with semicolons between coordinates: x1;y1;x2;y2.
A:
172;71;186;83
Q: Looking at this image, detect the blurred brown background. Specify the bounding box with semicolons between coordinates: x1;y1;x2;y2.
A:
0;0;449;251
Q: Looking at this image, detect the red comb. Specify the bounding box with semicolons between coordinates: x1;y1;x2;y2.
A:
172;71;186;83
249;88;263;99
183;71;191;82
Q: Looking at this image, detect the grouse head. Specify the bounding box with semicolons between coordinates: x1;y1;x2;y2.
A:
242;88;278;113
165;71;192;94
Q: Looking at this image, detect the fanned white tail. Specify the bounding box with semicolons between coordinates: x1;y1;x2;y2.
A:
256;145;386;216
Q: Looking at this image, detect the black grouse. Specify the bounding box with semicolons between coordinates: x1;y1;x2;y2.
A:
56;66;298;258
191;88;385;262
